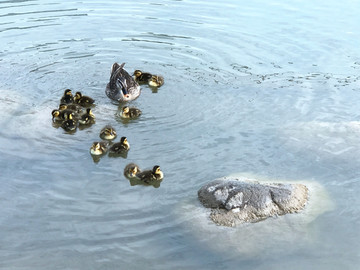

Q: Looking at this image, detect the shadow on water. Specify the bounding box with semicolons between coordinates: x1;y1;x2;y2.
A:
127;177;162;189
108;151;128;159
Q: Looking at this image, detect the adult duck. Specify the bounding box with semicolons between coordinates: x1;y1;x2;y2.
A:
105;62;141;102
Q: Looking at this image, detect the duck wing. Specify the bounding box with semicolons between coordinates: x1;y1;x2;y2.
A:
114;63;139;93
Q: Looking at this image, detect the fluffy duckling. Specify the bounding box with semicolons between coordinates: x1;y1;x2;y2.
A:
124;163;141;179
109;137;130;154
136;165;164;183
52;109;75;122
78;108;95;125
148;75;164;87
61;113;77;132
120;106;142;119
59;103;83;114
100;125;117;140
60;89;74;104
133;70;153;83
52;109;63;122
90;141;109;156
74;91;95;106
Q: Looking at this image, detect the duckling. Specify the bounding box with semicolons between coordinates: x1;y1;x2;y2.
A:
52;109;63;122
61;113;77;132
90;141;109;156
109;137;130;154
59;103;83;114
120;106;142;119
78;108;95;125
100;125;117;140
52;109;75;122
148;75;164;87
60;89;74;104
106;62;141;102
133;70;153;83
74;91;95;106
136;165;164;183
124;163;141;179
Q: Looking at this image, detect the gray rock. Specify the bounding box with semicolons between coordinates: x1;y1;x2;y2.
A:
198;178;308;226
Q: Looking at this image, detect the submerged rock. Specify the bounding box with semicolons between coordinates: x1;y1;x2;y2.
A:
198;178;308;226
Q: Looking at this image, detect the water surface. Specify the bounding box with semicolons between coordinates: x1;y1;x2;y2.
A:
1;0;360;269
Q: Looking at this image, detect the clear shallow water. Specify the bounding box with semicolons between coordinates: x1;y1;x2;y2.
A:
0;0;360;269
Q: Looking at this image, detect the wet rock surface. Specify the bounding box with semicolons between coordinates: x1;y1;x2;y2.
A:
198;178;308;226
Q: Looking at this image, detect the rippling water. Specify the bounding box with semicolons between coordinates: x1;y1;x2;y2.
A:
1;0;360;269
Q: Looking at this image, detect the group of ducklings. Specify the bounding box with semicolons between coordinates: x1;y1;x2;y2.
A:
52;89;96;132
133;70;164;87
117;69;164;185
52;65;165;186
90;125;129;156
89;124;164;185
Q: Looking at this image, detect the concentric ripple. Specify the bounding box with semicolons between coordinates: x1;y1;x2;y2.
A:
1;0;360;269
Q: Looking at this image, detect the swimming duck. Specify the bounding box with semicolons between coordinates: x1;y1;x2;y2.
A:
78;108;95;125
74;91;95;106
105;62;141;102
124;163;141;179
120;106;142;119
109;137;130;154
148;75;164;87
61;113;77;132
136;165;164;183
100;125;117;140
60;89;74;104
90;141;109;156
133;70;153;83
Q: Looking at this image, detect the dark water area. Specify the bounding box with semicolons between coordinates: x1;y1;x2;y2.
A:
0;0;360;269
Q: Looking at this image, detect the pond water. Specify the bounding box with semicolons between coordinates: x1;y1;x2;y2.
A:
1;0;360;269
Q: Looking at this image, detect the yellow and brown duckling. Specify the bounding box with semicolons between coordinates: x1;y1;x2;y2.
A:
133;70;153;83
90;141;110;156
74;91;95;106
124;163;141;179
52;109;75;122
120;106;142;119
109;137;130;154
100;125;117;140
79;108;95;125
60;89;74;104
59;103;83;114
148;75;164;87
136;165;163;183
51;109;63;122
61;113;77;132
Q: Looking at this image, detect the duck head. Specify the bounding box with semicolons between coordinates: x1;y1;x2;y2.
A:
74;91;82;100
52;109;60;120
120;136;130;149
133;70;142;79
64;89;73;96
